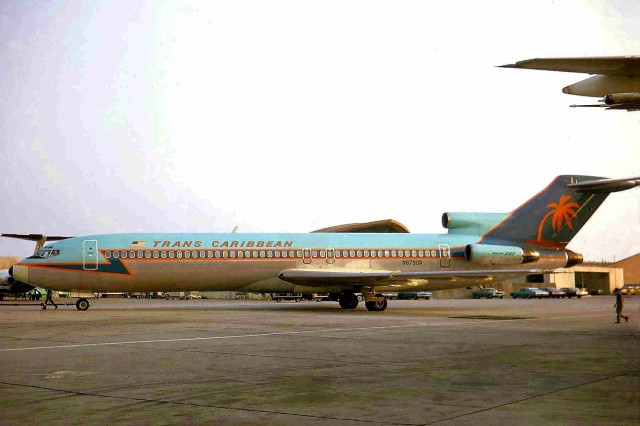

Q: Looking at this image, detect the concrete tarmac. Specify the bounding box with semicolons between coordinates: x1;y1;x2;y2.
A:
0;297;638;425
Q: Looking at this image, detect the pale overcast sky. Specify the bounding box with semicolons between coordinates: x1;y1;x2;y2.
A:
1;0;638;261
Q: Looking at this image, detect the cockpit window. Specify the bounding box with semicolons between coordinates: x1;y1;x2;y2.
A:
34;249;60;258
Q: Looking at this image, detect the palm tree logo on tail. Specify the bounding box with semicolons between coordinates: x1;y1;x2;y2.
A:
537;195;579;243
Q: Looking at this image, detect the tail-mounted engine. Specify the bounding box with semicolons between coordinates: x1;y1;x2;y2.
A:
464;244;583;268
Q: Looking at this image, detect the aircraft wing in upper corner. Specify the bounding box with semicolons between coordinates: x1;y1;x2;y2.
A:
499;56;640;111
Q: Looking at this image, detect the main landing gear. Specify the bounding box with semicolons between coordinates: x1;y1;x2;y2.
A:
337;291;389;312
365;299;387;312
338;292;359;309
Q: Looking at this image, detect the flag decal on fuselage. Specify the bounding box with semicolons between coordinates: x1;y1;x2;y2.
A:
130;241;146;247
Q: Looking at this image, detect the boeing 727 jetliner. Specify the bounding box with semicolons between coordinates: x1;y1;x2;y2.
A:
5;175;639;311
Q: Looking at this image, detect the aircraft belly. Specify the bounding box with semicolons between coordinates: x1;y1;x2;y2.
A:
26;260;291;292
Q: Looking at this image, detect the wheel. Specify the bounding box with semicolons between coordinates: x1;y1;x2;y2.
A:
76;298;90;311
338;293;359;309
488;295;493;299
365;299;388;312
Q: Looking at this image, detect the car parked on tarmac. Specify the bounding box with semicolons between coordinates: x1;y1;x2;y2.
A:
379;292;432;300
544;287;567;298
620;285;638;296
510;287;549;299
472;288;505;299
397;291;433;300
559;287;589;298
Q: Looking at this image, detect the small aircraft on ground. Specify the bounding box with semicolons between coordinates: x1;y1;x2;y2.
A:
4;175;639;311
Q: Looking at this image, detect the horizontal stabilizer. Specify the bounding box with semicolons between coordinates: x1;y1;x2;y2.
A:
2;234;73;254
2;234;72;241
567;176;640;193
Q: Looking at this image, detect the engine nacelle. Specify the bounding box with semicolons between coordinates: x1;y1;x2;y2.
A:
442;212;509;235
464;244;540;266
604;93;640;105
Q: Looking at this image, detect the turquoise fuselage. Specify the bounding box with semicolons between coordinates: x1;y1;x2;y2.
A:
12;232;566;294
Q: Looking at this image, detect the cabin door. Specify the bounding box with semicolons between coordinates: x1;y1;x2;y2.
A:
83;240;98;270
439;244;451;268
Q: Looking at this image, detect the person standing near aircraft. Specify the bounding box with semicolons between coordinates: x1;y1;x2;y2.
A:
613;288;628;323
42;289;58;310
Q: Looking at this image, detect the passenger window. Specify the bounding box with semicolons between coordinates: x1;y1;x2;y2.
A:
122;251;128;259
113;251;120;259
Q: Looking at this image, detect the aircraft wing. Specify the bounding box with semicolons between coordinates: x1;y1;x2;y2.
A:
278;268;548;286
499;56;640;76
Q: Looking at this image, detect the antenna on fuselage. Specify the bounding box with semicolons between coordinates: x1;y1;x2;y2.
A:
231;226;239;233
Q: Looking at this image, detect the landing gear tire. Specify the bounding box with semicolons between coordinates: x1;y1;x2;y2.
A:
338;293;359;309
365;299;388;312
76;298;90;311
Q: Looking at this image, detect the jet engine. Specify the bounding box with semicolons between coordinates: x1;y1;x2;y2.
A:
603;93;640;105
464;244;539;266
465;244;583;268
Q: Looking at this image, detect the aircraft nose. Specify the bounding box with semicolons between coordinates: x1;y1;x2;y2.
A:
10;265;29;283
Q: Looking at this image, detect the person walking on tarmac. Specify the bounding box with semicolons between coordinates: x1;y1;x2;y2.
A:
613;288;628;323
42;289;58;310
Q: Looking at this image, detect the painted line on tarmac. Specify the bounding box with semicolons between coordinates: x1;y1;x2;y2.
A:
0;313;611;353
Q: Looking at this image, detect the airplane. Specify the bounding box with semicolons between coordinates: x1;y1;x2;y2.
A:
500;56;640;110
4;175;639;312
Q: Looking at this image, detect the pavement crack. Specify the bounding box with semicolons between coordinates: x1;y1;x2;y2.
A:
0;380;421;425
421;374;631;425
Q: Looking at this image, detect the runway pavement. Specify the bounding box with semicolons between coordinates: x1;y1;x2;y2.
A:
0;297;638;425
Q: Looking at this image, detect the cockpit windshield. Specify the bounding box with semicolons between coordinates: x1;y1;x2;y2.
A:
34;249;61;258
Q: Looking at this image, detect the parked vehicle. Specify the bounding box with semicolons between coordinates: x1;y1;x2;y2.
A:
544;287;567;298
559;287;588;298
271;293;303;302
510;287;549;299
472;288;505;299
620;285;638;296
397;291;433;300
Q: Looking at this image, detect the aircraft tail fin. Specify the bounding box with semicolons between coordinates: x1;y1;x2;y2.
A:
480;175;640;248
